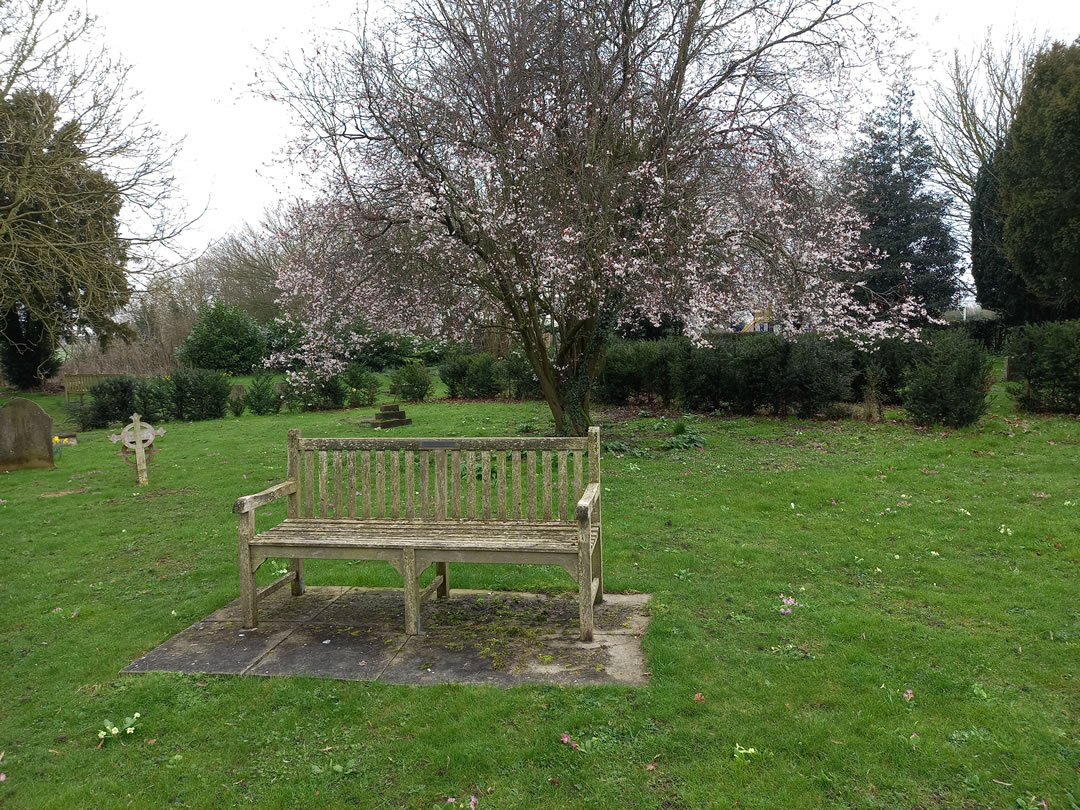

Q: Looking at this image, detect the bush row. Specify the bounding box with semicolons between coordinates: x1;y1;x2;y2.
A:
596;331;993;426
71;369;234;429
439;351;542;400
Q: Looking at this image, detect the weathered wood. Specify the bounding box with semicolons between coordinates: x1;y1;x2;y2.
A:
238;510;257;628
512;449;522;519
542;450;553;520
558;451;568;520
237;430;605;640
466;451;476;519
402;548;419;634
481;451;491;519
497;451;507;519
527;450;537;520
435;449;447;520
404;450;414;519
451;450;461;518
573;450;583;507
304;451;315;517
319;451;329;518
419;450;429;519
333;451;343;518
390;451;400;519
588;426;601;483
362;451;371;518
347;450;357;518
258;570;298;601
233;481;297;514
301;436;588;452
287;429;301;519
375;450;386;518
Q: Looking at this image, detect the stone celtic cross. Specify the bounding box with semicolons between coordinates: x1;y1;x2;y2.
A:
109;413;165;486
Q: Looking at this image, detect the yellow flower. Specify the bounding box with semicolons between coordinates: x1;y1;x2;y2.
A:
98;730;106;739
126;727;134;734
111;727;119;735
133;712;140;719
52;435;59;444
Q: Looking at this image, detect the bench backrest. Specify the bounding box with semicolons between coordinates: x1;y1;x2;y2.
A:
63;373;129;395
287;428;599;522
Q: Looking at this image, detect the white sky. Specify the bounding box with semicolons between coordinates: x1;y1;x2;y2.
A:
87;0;1080;257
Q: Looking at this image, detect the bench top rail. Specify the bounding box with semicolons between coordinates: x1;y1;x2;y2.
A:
298;436;588;452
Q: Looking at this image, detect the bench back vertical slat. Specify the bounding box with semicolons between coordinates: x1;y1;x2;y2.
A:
347;450;357;517
358;451;369;518
390;451;400;519
417;450;428;518
589;427;600;484
542;450;552;520
375;450;385;518
497;451;507;519
451;450;462;518
466;451;476;518
287;430;301;519
435;449;447;520
527;450;537;520
480;451;491;519
558;451;568;519
319;451;329;517
304;450;315;517
512;450;522;519
574;450;583;510
404;450;415;518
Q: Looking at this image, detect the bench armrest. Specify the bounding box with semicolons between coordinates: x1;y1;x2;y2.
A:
233;481;298;514
575;482;601;524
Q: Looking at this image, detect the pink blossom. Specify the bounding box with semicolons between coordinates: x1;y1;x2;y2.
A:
903;689;913;701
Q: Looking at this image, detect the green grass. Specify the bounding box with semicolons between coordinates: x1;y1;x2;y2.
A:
1;383;1078;809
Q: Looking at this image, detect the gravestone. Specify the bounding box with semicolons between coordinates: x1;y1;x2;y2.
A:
1002;356;1021;382
109;413;165;486
374;403;411;428
229;384;245;402
0;397;54;471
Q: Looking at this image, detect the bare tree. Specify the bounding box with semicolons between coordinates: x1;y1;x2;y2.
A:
924;26;1048;234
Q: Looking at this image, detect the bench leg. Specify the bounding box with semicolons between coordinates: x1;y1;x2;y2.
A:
436;562;450;598
592;529;604;605
402;549;420;634
238;513;258;629
578;544;594;642
289;558;305;596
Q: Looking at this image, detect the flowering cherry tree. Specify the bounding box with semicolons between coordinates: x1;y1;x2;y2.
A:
268;0;920;434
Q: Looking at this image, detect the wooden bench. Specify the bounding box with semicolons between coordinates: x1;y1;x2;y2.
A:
63;373;130;403
233;428;604;640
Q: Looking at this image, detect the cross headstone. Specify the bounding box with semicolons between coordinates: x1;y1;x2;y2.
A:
109;413;165;486
0;397;54;471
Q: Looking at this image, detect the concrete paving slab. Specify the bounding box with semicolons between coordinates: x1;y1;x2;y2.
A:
205;585;349;623
247;623;405;680
122;621;296;675
123;586;652;686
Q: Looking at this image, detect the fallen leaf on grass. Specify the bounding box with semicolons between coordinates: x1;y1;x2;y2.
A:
693;693;706;703
991;779;1012;786
645;762;657;770
146;739;156;745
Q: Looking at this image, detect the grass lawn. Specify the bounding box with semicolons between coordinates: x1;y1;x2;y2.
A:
0;382;1077;809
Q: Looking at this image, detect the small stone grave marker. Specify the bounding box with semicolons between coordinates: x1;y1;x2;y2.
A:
229;384;245;402
109;413;165;486
0;397;54;471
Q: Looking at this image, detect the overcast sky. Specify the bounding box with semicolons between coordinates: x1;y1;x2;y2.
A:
87;0;1080;257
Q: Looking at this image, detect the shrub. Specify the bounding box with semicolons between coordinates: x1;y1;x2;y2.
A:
439;353;471;398
868;337;928;404
464;352;505;398
678;346;724;412
1007;320;1080;413
134;377;175;424
903;331;992;427
391;363;433;402
785;336;854;418
245;371;283;415
596;337;689;406
360;332;418;371
952;319;1009;353
227;391;246;417
177;301;267;374
506;350;541;399
343;363;380;407
283;370;348;412
726;333;789;415
171;368;232;421
86;376;138;428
